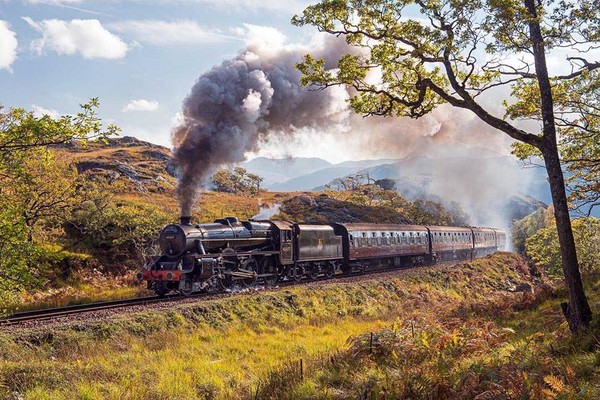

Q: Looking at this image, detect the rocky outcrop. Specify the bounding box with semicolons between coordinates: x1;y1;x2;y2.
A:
279;194;412;224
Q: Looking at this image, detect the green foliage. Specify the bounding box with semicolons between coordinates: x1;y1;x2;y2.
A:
0;208;41;309
69;199;172;267
0;100;118;304
511;70;600;215
211;167;263;195
512;207;548;253
0;98;119;169
526;216;600;275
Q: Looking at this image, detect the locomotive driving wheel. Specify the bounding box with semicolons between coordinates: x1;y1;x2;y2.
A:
241;257;258;287
293;265;305;282
260;257;279;286
219;274;235;290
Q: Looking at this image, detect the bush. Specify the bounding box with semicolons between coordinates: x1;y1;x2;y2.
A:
526;216;600;274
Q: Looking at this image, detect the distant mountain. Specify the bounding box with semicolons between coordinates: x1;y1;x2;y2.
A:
270;166;363;191
334;159;400;169
256;154;550;226
242;157;332;187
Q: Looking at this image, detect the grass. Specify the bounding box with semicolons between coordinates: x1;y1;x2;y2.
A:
9;285;149;314
265;273;600;399
1;252;577;400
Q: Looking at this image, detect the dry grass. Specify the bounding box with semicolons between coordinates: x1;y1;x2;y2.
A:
1;253;586;400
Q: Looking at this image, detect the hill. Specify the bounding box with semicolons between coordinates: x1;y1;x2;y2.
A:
55;136;177;195
278;194;412;224
242;156;333;187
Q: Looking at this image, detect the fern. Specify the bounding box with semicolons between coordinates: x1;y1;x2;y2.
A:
543;375;566;394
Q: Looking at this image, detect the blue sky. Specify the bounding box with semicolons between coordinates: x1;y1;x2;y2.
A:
0;0;315;148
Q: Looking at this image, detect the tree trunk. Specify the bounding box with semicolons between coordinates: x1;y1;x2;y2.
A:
542;143;592;331
525;0;592;331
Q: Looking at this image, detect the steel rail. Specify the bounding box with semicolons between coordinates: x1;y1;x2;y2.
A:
0;294;187;326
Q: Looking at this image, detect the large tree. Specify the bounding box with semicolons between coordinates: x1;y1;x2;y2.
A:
293;0;599;331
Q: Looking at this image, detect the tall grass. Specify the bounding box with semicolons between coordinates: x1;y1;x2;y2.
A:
1;253;588;400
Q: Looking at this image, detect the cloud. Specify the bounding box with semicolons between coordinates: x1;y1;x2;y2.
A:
123;99;159;112
234;23;288;50
31;105;61;118
0;20;18;72
23;17;128;59
26;0;82;3
109;20;230;46
25;0;312;13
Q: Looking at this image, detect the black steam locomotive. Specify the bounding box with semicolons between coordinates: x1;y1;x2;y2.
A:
139;216;506;296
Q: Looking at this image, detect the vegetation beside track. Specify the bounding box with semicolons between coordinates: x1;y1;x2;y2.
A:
3;252;589;399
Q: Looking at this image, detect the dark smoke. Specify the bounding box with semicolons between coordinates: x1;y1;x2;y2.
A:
173;33;353;215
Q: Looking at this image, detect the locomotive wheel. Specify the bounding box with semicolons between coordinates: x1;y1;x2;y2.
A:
261;257;279;286
156;281;168;297
308;264;320;280
325;262;335;279
241;257;258;287
293;265;304;282
219;274;235;290
179;277;193;296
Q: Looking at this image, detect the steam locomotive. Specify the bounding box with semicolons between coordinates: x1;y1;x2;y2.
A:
139;216;507;296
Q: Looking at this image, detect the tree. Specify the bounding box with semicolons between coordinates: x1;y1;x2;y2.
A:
375;178;397;191
211;167;264;195
293;0;598;330
0;100;118;306
0;98;118;161
525;212;600;276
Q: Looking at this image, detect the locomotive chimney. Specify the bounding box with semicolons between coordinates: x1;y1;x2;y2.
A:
180;216;192;225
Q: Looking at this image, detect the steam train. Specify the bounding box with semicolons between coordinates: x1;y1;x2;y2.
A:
139;216;507;296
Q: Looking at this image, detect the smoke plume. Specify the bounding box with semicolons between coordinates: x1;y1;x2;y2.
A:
173;30;354;215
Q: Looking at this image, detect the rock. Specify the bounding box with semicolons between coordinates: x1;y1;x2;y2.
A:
515;283;533;293
280;194;412;224
141;150;171;162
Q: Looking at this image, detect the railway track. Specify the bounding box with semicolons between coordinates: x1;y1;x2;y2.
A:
0;294;189;326
0;259;462;327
